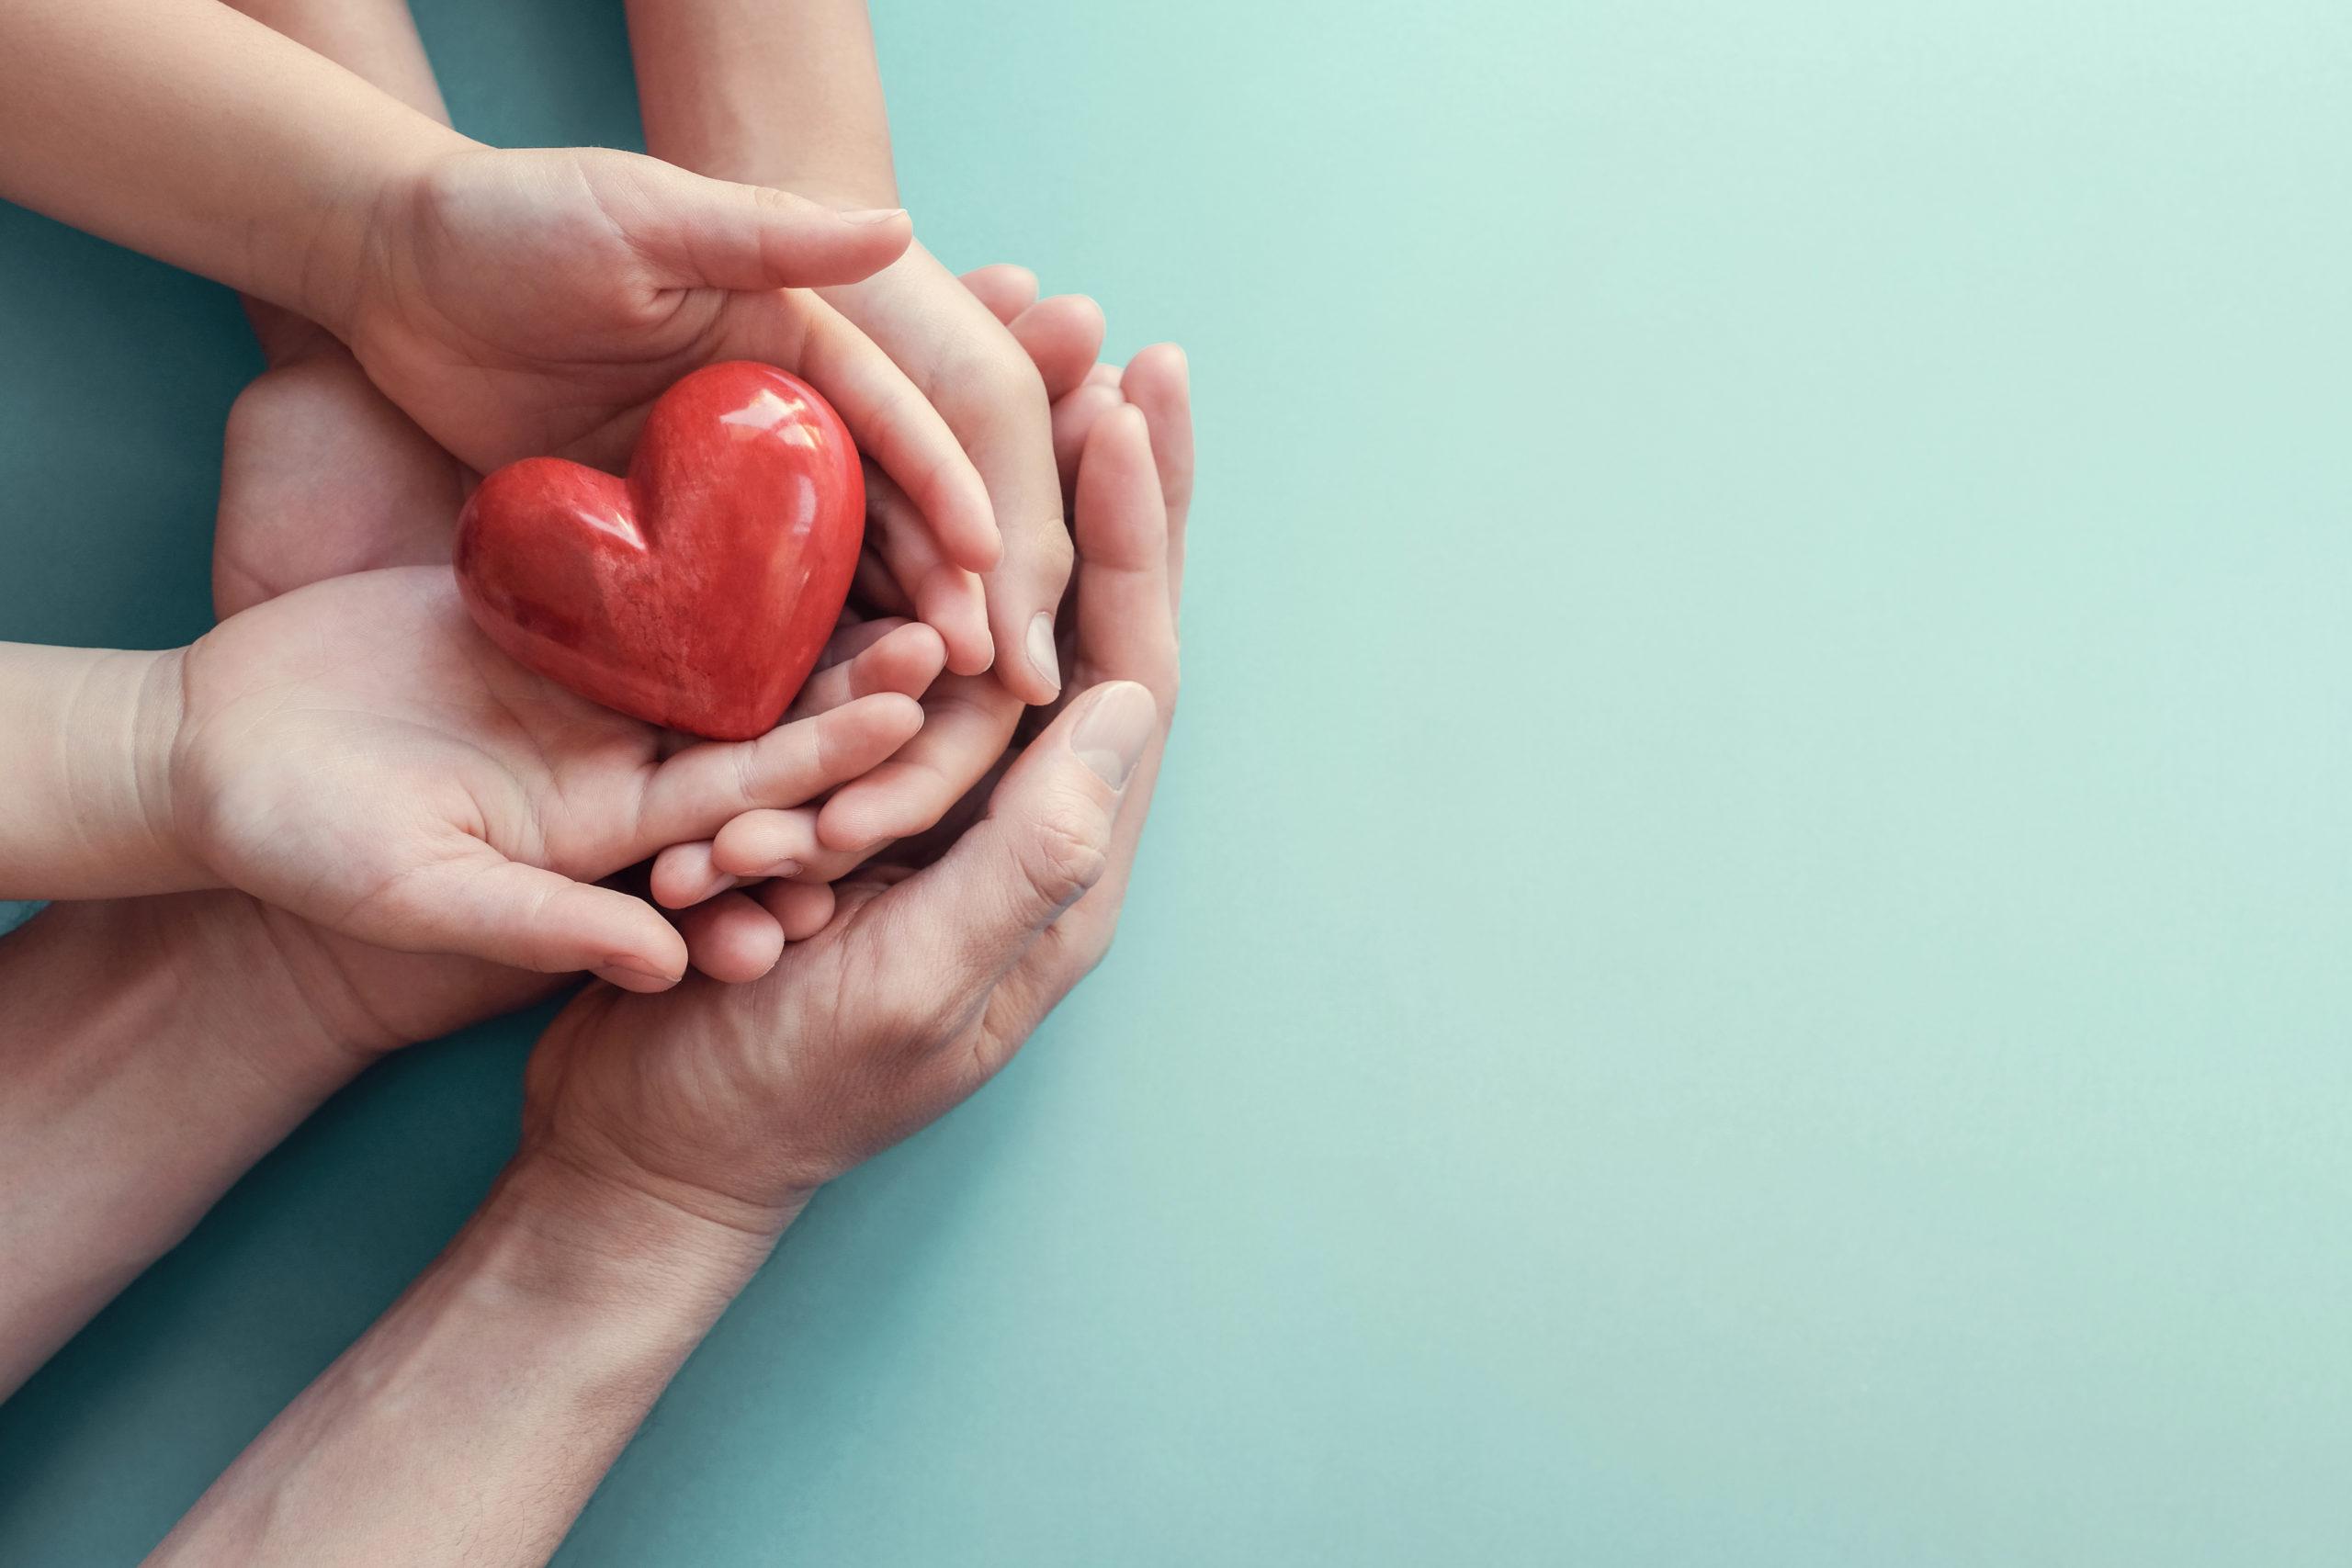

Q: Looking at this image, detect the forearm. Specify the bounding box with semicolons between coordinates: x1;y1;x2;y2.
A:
150;1153;780;1567
222;0;448;123
220;0;451;363
627;0;898;202
0;0;472;329
0;644;201;897
0;894;362;1394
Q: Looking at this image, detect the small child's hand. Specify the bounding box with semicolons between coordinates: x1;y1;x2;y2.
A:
339;147;1001;598
0;569;941;990
165;568;942;989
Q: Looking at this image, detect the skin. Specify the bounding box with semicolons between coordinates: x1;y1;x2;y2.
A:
627;0;1071;706
0;0;999;598
648;276;1121;909
0;14;1199;1559
0;0;1142;1408
0;344;1165;1411
0;571;938;988
623;0;1135;901
149;363;1192;1567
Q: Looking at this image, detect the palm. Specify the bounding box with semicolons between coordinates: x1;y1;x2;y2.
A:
352;150;855;473
175;568;673;949
212;354;549;1045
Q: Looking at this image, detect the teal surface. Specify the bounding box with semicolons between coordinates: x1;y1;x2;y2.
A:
6;1;2352;1562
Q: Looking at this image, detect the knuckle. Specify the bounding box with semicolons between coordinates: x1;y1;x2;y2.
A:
746;181;802;214
1033;518;1078;574
729;739;765;808
933;344;1047;424
1017;809;1109;911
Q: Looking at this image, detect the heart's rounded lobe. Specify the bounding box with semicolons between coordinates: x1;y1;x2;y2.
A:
455;362;865;740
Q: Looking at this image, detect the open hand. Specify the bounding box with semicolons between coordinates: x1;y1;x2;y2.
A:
166;567;942;990
341;148;1000;591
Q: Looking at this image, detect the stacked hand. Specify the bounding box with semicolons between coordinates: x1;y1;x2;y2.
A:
0;4;1201;1555
211;260;1145;1011
522;345;1190;1227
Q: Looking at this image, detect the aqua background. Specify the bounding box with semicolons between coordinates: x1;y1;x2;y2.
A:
6;1;2352;1562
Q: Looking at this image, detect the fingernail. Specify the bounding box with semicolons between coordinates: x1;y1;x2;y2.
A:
1026;611;1061;694
1073;682;1155;790
594;958;678;993
758;858;803;880
842;207;907;225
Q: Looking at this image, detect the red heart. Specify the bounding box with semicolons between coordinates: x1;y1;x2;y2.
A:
454;362;865;741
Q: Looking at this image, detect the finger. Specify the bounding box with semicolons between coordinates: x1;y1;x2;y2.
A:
676;889;787;983
1084;362;1122;389
786;619;947;720
815;614;907;671
407;849;688;991
959;264;1040;323
635;692;924;850
711;807;824;880
754;876;838;942
812;673;1022;858
1058;389;1187;938
1007;295;1107;400
620;158;913;290
876;681;1156;997
864;466;992;675
718;292;1001;574
1120;344;1194;612
831;258;1068;705
956;362;1071;709
1051;382;1126;498
1072;404;1178;699
661;608;939;900
650;838;738;909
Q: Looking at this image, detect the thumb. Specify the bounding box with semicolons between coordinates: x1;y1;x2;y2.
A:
620;159;912;291
882;682;1158;998
401;848;691;993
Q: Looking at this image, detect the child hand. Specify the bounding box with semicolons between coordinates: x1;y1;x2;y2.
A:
338;147;1001;587
816;244;1098;705
650;282;1162;911
170;567;943;988
0;569;944;990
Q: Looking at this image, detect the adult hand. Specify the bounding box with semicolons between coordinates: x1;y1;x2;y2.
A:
214;331;471;617
518;353;1189;1226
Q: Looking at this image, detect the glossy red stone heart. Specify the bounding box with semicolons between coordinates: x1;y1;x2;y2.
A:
454;362;865;740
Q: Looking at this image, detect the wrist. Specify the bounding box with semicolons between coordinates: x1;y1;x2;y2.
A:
130;645;199;884
0;643;207;896
478;1147;787;1322
294;125;479;344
